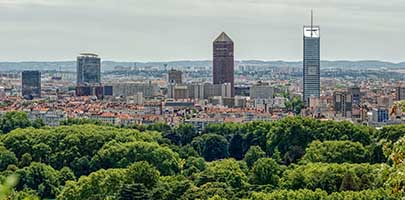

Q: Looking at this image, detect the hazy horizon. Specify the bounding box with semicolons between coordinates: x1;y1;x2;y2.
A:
1;0;404;62
0;59;405;64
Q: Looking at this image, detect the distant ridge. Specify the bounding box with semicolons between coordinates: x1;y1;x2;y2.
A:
0;60;405;72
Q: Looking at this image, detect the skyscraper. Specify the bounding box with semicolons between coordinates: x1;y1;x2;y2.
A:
77;53;101;85
213;32;234;97
21;71;41;99
303;11;320;105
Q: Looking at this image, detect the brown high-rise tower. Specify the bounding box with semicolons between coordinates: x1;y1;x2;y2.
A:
213;32;234;97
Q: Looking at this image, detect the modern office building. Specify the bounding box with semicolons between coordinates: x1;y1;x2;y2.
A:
303;11;320;105
77;53;101;85
213;32;234;97
333;91;352;118
168;69;182;84
21;71;41;99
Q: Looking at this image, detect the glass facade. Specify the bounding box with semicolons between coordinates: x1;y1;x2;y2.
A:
77;53;101;85
303;26;320;105
22;71;41;99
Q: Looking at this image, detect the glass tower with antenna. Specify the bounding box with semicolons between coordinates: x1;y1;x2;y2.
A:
303;11;320;106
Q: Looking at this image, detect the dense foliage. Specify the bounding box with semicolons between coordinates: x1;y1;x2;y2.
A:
0;114;405;199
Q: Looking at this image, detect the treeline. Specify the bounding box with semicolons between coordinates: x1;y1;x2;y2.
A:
0;112;404;199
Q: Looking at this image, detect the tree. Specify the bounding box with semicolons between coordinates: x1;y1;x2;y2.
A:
229;133;244;160
0;146;18;171
151;176;192;200
32;143;52;163
244;146;265;168
251;189;328;200
183;156;206;177
58;168;127;200
19;153;32;167
146;122;171;133
126;161;160;189
1;124;162;176
175;123;198;146
267;117;372;164
182;182;234;200
59;167;76;184
164;123;198;146
32;118;45;129
192;134;229;161
196;159;248;189
386;136;405;195
0;111;31;134
301;140;367;164
250;158;281;186
16;162;61;199
118;183;151;200
91;141;181;176
339;171;360;191
285;96;304;115
281;163;386;193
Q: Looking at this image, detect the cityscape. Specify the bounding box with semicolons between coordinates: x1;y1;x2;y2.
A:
1;1;405;199
0;12;404;129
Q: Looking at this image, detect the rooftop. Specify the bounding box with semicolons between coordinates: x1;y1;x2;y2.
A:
214;32;233;42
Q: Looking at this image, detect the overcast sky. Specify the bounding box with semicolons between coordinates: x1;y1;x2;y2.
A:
0;0;404;62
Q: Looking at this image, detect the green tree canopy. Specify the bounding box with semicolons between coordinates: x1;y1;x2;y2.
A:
244;146;266;168
195;159;248;189
250;158;281;186
192;134;229;161
301;140;367;164
0;111;31;134
0;145;17;171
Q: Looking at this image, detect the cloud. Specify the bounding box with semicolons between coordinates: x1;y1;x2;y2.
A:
0;0;404;62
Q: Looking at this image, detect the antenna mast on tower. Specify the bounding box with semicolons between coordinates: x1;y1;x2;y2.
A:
311;10;314;37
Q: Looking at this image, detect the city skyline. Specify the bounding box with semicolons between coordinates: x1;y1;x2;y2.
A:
1;0;404;62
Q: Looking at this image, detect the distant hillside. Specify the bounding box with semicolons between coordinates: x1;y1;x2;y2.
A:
0;60;404;72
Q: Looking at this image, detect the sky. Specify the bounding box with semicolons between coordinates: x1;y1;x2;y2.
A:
0;0;404;62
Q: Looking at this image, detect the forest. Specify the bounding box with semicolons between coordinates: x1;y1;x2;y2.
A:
0;111;405;199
